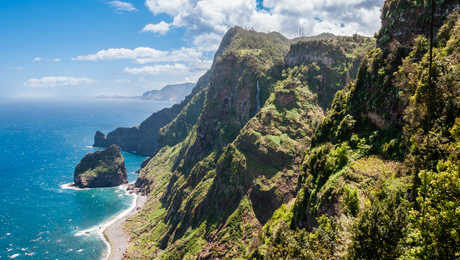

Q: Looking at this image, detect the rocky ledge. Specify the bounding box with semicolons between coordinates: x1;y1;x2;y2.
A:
74;144;127;188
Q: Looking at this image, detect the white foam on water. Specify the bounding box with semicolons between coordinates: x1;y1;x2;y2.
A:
8;254;19;259
60;183;88;191
72;183;137;260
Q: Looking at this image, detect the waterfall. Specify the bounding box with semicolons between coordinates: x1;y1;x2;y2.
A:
256;80;261;112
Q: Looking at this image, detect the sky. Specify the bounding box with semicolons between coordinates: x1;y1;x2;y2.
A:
0;0;385;98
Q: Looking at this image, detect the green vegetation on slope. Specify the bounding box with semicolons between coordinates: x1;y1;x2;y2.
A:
252;2;459;259
123;26;375;259
120;1;459;259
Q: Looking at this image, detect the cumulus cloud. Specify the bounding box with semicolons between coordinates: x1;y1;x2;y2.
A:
74;46;211;83
193;32;222;51
124;63;188;75
144;0;384;39
107;1;137;12
71;0;384;89
73;47;167;63
73;46;210;66
142;21;171;35
33;57;42;62
124;63;205;84
24;76;94;88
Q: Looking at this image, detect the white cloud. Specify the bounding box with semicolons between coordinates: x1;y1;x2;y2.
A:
114;79;131;84
24;76;94;88
124;62;207;83
193;32;222;51
73;46;209;66
124;63;188;75
142;21;171;35
33;57;62;62
73;47;167;63
107;1;137;12
144;0;384;38
74;45;211;84
71;0;384;90
145;0;190;16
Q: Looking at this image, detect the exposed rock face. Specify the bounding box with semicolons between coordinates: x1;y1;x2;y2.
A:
93;130;107;147
285;35;374;110
74;145;127;188
377;0;459;51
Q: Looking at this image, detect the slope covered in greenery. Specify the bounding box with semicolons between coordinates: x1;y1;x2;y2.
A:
116;1;459;259
251;1;459;259
123;26;375;258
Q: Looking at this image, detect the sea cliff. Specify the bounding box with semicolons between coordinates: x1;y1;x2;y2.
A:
99;0;459;258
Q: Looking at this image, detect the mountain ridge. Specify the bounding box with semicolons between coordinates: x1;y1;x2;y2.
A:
92;1;459;258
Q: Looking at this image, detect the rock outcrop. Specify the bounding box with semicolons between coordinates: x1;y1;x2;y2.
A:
74;145;127;188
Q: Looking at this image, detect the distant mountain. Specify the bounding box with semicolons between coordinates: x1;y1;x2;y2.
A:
140;82;195;102
95;82;195;103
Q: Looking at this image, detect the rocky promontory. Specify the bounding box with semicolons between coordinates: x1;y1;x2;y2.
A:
74;145;127;188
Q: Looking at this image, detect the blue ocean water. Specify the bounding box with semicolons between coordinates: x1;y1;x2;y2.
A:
0;98;170;259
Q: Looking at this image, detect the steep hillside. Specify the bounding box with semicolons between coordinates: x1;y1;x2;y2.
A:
101;1;459;258
251;1;459;259
123;27;375;259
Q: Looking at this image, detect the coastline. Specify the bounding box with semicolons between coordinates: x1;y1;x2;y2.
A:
102;186;146;260
62;182;146;260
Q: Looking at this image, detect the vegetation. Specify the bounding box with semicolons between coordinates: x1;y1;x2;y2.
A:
121;1;459;259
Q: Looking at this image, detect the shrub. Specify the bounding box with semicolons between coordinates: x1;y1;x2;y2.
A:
349;184;410;259
343;185;360;217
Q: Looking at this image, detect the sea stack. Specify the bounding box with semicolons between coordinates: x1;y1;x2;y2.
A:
93;130;107;147
74;144;127;188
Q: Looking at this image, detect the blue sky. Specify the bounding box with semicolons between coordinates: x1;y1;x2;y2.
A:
1;0;384;98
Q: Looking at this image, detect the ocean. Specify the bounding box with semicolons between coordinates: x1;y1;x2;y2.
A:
0;98;170;259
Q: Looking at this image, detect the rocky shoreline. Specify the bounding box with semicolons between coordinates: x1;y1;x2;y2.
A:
102;184;146;260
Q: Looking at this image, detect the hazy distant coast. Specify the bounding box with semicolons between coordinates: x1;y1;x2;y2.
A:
96;82;194;103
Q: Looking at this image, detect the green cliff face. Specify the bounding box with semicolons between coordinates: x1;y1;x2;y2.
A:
117;1;458;258
123;26;376;259
252;2;459;259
